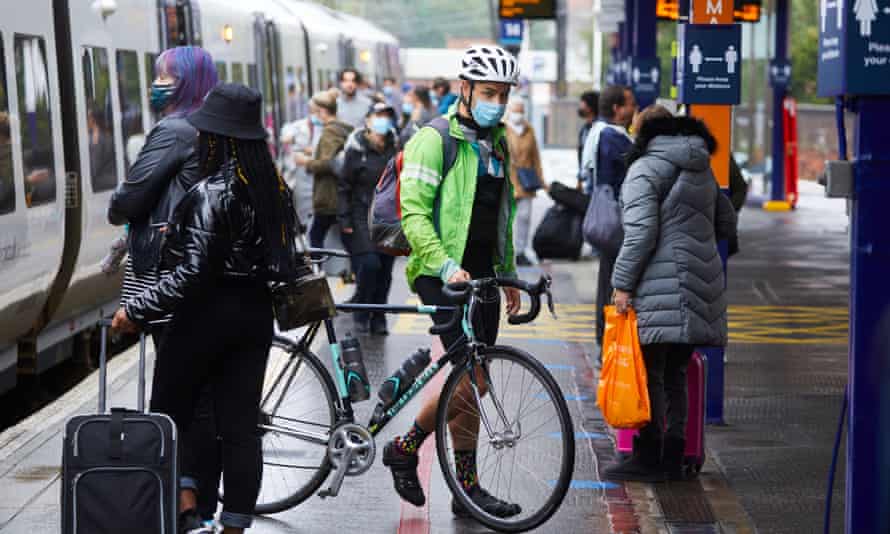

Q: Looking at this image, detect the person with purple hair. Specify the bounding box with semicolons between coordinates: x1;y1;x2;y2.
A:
107;45;220;532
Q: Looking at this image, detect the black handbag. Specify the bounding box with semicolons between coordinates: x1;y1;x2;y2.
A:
517;167;543;192
271;267;336;331
271;215;337;330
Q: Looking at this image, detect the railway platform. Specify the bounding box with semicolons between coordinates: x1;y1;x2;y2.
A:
0;150;847;533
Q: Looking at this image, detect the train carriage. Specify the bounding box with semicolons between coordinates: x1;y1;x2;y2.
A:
0;0;401;396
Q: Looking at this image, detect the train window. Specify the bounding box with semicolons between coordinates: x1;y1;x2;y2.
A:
81;47;118;193
0;35;13;216
14;35;56;208
247;63;258;90
231;62;244;84
116;50;143;171
215;61;228;82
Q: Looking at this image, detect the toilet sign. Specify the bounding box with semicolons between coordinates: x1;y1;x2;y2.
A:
677;24;743;104
817;0;890;95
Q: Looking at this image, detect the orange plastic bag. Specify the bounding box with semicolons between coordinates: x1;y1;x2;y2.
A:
596;306;651;429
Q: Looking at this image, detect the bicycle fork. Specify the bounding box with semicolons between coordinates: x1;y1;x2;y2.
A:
469;357;520;448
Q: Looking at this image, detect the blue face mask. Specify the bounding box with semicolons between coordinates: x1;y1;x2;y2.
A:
471;100;506;128
370;117;392;135
382;86;394;96
310;115;323;126
149;82;176;112
402;102;414;115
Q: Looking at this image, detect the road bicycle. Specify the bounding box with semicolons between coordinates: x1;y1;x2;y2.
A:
244;249;575;532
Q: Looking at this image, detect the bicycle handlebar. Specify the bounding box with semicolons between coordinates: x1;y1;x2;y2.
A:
439;275;555;329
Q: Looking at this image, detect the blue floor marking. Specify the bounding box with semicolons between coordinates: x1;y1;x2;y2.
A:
549;480;620;490
544;364;576;371
548;431;607;440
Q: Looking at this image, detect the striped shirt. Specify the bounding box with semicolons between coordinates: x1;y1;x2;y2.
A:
120;256;172;323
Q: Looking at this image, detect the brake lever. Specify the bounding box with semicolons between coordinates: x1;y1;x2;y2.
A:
545;289;557;319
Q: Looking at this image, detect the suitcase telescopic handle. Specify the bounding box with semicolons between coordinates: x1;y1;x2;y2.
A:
97;319;148;414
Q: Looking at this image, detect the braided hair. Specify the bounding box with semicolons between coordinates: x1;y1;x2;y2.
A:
198;132;300;280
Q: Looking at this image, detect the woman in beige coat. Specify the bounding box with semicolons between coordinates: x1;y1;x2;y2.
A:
504;99;547;266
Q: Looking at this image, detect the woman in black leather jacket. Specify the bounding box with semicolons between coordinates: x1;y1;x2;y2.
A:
107;46;222;528
112;84;302;534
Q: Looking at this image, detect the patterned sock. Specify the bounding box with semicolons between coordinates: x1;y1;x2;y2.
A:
395;421;430;455
454;449;478;492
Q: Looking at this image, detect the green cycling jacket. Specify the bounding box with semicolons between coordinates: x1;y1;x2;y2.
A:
400;109;517;290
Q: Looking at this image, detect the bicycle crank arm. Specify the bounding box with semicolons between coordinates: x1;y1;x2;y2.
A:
318;446;356;499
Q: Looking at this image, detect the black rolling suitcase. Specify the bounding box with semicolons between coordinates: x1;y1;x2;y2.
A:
61;320;178;534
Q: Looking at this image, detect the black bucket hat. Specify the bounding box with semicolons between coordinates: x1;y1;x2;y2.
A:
187;83;266;140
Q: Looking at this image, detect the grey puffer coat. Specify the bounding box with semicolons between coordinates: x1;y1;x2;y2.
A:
611;116;737;347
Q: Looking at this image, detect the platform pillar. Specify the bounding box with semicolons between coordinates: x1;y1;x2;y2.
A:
846;96;890;534
769;0;789;204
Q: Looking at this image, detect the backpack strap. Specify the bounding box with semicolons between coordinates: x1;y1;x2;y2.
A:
427;116;458;180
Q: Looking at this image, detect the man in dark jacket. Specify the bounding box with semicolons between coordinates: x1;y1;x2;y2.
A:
580;85;636;357
306;89;354;249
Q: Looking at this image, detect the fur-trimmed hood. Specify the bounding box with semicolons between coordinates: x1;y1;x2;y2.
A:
626;116;717;172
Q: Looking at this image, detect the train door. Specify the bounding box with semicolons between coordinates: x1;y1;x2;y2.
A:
0;3;68;385
254;14;284;158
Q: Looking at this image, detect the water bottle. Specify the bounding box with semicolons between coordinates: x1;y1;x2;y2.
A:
341;335;370;402
377;348;432;409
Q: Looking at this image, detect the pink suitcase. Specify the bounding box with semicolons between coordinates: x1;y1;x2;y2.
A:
614;351;706;478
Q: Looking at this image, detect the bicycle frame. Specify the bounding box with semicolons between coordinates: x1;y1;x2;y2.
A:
261;284;521;447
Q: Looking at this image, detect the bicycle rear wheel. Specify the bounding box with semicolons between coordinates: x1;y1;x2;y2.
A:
435;346;575;533
252;336;338;514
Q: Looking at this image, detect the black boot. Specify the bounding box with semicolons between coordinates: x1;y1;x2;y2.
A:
604;435;665;483
662;436;686;481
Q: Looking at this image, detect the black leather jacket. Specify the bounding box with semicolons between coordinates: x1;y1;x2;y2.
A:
124;161;298;326
108;116;200;274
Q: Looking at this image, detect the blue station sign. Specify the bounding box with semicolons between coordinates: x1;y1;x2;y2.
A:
769;58;792;88
499;18;524;46
629;57;662;106
817;0;890;95
677;24;743;105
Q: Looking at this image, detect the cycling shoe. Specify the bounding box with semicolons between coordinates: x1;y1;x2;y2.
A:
452;485;522;519
382;441;426;507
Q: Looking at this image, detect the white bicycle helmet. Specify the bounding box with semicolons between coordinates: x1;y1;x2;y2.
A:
459;45;520;86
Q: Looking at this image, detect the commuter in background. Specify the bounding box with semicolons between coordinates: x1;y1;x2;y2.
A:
604;108;736;482
400;85;436;146
114;84;306;533
286;83;309;122
338;102;400;334
504;98;547;266
108;46;221;530
337;68;373;128
728;155;748;256
306;90;354;249
280;99;323;228
432;76;458;115
580;85;636;359
577;90;599;188
382;76;403;114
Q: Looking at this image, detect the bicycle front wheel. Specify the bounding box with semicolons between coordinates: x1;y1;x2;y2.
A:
435;346;575;533
253;336;338;514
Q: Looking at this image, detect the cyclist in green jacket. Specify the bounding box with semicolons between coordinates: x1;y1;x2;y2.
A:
382;45;523;518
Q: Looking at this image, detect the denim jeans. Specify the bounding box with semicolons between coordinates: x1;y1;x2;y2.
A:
353;252;395;322
150;282;272;529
